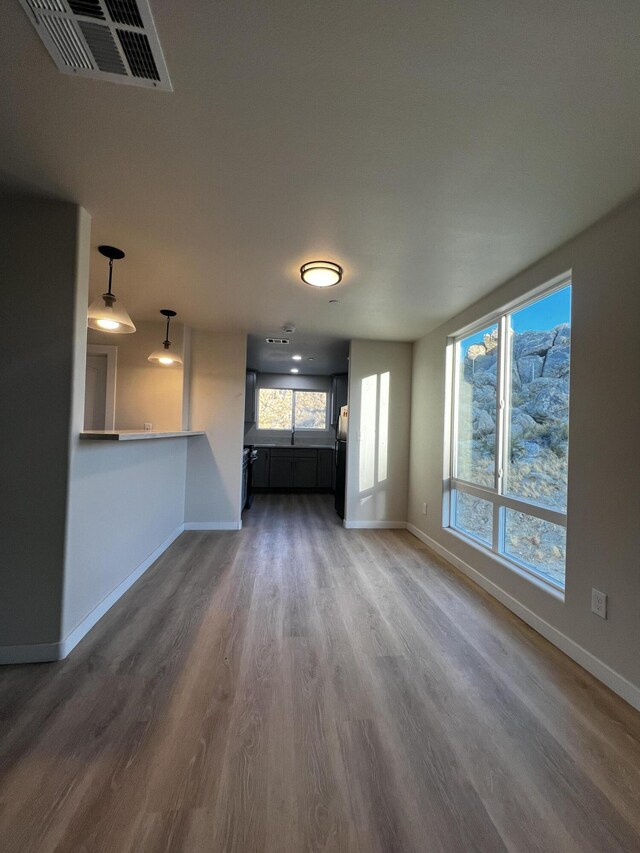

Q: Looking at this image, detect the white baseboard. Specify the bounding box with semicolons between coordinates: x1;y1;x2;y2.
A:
406;523;640;712
0;523;186;666
343;520;407;529
184;521;242;530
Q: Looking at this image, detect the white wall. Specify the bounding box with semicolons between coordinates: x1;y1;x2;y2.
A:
87;321;185;432
408;195;640;702
185;331;246;527
63;212;189;643
345;340;412;527
62;439;187;638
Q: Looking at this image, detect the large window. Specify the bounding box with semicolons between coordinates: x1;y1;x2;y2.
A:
448;276;571;589
257;388;328;430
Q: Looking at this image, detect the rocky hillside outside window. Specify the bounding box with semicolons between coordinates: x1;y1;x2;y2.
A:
448;277;571;589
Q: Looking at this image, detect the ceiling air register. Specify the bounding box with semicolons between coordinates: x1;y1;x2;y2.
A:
18;0;172;90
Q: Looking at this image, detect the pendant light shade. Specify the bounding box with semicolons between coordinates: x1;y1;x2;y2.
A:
88;246;136;333
148;309;183;366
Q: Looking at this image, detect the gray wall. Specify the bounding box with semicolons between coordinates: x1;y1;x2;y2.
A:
346;340;413;526
408;195;640;693
0;197;86;650
185;330;246;526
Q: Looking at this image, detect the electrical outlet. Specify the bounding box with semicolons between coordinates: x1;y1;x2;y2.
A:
591;588;607;619
144;423;152;432
422;502;428;516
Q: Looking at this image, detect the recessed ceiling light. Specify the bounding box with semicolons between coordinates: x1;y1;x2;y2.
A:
290;368;299;373
292;354;302;361
329;299;340;304
300;260;343;288
307;357;314;361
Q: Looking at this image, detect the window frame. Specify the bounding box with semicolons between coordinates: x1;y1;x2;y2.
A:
446;271;571;591
256;387;329;431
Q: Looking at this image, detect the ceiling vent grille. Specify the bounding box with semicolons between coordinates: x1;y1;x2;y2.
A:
266;338;290;345
19;0;172;90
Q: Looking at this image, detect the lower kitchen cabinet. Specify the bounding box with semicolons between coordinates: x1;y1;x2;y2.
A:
293;454;317;488
269;455;294;488
252;448;270;488
252;447;334;491
317;448;334;488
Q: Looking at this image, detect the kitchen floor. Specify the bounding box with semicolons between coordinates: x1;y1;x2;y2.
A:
1;494;639;852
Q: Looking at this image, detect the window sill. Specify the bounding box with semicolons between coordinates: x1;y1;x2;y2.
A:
444;526;566;602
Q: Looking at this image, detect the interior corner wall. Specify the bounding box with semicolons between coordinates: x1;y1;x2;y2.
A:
87;321;185;432
408;194;640;701
345;339;412;527
185;330;247;527
0;196;85;653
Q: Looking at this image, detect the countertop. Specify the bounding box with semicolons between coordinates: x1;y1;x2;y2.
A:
80;430;205;441
252;443;335;449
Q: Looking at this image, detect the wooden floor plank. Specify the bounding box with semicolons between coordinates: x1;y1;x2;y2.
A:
1;494;639;852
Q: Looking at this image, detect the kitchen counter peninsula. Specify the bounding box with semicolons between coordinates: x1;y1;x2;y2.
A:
80;430;204;441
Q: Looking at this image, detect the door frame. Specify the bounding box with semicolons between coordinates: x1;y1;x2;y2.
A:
86;344;118;430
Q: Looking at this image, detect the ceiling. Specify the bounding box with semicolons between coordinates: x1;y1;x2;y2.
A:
2;1;640;342
247;332;349;376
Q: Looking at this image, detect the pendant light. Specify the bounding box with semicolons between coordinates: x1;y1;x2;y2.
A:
87;245;136;333
148;309;183;366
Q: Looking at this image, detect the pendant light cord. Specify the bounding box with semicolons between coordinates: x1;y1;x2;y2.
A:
164;314;171;347
107;257;114;296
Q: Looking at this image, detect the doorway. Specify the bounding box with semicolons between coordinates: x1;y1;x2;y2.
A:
84;345;117;430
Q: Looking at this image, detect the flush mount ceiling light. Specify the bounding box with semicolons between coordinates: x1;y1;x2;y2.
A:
148;309;183;366
300;260;343;288
290;368;299;374
88;246;136;333
292;354;302;361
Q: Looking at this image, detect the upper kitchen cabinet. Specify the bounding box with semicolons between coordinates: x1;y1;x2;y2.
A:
245;370;257;423
331;373;348;426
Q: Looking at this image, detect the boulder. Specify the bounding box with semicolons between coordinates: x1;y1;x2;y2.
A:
542;345;570;379
522;378;568;423
472;352;497;373
512;330;555;359
510;411;537;440
473;407;495;436
473;370;497;388
553;323;571;346
517;355;544;383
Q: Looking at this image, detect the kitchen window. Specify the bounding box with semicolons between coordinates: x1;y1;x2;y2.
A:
447;274;571;589
257;389;328;430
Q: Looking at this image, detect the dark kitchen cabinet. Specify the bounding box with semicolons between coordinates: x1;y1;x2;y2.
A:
252;448;270;487
253;446;335;491
317;448;334;488
244;370;257;423
270;453;294;487
293;454;317;488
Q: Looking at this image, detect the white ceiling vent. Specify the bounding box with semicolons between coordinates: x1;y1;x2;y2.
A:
265;338;290;345
18;0;172;90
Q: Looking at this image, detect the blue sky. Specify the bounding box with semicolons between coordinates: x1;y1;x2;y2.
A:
462;285;571;349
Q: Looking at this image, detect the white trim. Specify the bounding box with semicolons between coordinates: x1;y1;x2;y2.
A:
343;520;407;529
0;523;186;665
184;521;242;530
406;523;640;712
